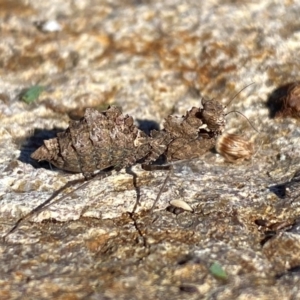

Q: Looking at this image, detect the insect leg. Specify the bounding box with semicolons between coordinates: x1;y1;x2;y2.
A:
142;163;173;214
3;171;112;241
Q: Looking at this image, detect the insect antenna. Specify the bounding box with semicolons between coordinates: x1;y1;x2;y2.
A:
223;82;260;134
225;110;259;133
224;82;255;109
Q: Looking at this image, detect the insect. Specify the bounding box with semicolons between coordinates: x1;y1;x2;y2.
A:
31;98;226;178
6;84;254;239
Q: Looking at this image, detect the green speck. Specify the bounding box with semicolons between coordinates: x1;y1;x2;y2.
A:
209;262;228;280
21;85;44;104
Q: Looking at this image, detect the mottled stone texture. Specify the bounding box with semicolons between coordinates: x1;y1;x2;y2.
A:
2;0;300;299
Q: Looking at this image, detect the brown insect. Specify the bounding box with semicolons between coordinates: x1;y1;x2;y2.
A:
27;98;225;222
6;84;256;239
31;99;226;178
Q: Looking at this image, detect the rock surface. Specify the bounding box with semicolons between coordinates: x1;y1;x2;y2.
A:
1;0;300;299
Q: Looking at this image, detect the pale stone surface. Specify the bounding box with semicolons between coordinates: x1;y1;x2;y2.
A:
1;0;300;299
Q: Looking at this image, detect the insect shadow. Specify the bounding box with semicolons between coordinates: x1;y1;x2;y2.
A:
275;265;300;280
135;119;160;135
268;184;286;199
18;128;65;170
266;82;294;118
268;169;300;201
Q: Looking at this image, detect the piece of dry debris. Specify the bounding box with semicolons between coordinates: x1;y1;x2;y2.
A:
216;133;254;162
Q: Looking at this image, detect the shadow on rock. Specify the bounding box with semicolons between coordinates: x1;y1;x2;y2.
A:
268;184;286;199
18;127;64;170
268;169;300;206
136;118;160;136
266;82;294;118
